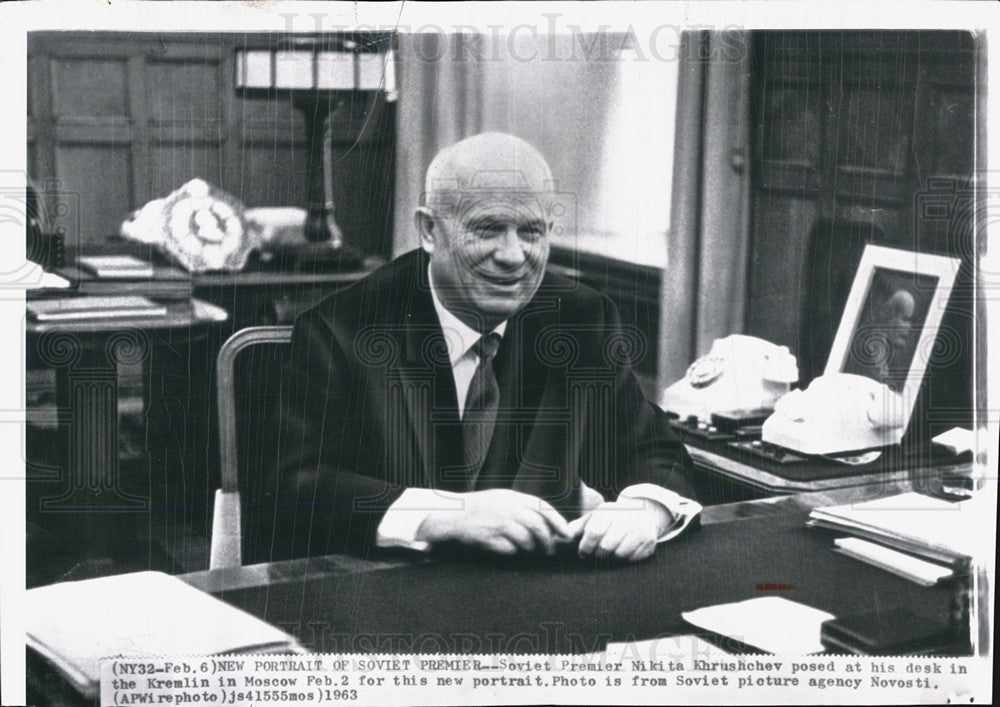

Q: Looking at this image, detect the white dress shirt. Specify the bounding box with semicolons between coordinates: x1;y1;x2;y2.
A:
376;269;702;551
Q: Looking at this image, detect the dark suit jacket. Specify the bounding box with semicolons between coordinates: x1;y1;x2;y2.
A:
263;249;698;559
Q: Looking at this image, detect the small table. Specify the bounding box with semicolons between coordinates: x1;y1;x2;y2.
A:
26;298;228;512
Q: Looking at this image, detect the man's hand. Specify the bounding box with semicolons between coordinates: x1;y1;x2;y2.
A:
573;499;673;562
415;489;573;555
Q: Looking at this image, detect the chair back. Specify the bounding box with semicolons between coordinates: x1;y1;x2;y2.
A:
210;325;293;569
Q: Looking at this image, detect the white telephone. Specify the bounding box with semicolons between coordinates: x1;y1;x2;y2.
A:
761;373;907;455
660;335;799;423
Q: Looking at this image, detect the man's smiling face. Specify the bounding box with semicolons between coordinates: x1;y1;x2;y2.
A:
426;191;550;331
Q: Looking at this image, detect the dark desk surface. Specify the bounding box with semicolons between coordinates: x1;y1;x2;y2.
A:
179;481;972;656
178;481;928;594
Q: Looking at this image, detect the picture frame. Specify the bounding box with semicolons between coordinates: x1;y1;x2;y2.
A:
825;244;961;426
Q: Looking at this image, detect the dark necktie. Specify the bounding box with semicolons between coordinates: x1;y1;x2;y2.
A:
462;332;502;486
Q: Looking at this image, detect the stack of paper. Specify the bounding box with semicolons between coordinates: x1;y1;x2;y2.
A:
808;492;982;566
27;295;168;322
77;254;155;279
27;571;300;699
57;263;194;299
833;537;953;586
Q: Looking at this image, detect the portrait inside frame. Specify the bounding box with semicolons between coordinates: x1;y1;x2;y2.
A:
825;244;961;423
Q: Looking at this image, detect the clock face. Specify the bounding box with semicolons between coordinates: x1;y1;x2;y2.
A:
161;180;249;272
687;355;724;388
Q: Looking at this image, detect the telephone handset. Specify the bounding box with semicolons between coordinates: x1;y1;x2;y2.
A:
660;335;799;423
761;373;907;455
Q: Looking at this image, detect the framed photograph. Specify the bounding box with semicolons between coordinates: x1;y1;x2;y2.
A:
827;244;960;420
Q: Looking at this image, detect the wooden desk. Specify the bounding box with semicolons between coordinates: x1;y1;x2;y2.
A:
25;481;980;707
191;263;381;330
177;480;976;659
180;481;917;594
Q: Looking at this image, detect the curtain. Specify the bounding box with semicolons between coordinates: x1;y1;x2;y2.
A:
393;33;636;259
393;33;486;256
657;31;752;392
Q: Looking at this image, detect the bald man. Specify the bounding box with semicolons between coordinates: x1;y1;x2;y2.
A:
265;133;701;563
845;287;918;390
880;290;916;350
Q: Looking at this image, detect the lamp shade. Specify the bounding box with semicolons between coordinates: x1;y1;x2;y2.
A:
273;50;316;89
234;45;393;93
234;49;272;89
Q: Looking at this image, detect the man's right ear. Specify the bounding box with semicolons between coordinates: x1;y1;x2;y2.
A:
414;207;437;254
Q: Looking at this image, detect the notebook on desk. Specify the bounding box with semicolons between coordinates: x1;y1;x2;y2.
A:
26;571;301;699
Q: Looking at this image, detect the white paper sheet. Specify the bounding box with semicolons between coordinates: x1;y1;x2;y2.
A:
681;597;835;655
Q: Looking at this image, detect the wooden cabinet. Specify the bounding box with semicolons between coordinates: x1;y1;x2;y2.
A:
745;31;977;423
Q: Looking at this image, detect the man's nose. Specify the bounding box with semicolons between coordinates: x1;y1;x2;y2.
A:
492;226;527;267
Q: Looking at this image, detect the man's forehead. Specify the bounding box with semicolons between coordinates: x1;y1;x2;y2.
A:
429;170;553;193
456;192;549;221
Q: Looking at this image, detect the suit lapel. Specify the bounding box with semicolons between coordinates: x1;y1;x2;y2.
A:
396;261;465;491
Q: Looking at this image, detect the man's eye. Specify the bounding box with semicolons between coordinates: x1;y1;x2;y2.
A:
473;223;505;238
518;225;545;240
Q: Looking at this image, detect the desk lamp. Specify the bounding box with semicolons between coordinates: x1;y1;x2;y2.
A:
235;38;393;266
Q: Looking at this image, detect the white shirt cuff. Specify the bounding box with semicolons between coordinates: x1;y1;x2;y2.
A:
375;488;465;552
618;483;702;542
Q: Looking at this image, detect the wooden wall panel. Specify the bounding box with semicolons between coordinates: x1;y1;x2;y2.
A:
834;84;913;205
929;85;975;180
239;94;305;128
837;86;912;175
146;59;222;123
50;58;129;118
760;84;821;164
148;144;224;197
757;83;822;195
54;144;132;242
745;195;819;349
236;143;308;208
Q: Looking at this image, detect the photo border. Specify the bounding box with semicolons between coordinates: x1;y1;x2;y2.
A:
825;244;961;428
